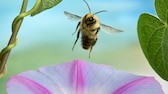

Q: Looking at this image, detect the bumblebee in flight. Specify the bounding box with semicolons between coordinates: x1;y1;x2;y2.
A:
64;0;123;58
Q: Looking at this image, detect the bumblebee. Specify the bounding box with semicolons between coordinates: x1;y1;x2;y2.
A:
64;0;123;58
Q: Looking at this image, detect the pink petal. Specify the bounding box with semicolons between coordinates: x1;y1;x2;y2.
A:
6;76;51;94
6;60;164;94
113;77;163;94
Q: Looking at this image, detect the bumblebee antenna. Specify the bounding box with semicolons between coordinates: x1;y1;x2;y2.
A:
94;10;107;15
83;0;91;13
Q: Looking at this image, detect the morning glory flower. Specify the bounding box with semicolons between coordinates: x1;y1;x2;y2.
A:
6;60;164;94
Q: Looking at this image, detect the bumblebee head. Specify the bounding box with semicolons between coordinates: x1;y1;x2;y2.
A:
82;0;107;26
84;14;98;26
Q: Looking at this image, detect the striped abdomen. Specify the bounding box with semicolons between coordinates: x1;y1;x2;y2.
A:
81;35;97;50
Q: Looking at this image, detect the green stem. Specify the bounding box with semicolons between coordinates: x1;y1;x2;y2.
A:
0;0;28;75
0;0;41;75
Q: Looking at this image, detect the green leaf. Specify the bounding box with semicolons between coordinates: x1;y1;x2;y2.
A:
155;0;168;23
31;0;62;16
138;0;168;81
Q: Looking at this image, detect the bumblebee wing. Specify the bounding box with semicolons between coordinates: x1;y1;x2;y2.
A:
100;23;123;34
64;11;82;21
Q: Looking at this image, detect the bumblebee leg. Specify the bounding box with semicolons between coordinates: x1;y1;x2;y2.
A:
95;27;100;35
72;22;80;35
89;46;93;58
72;30;80;50
89;38;98;58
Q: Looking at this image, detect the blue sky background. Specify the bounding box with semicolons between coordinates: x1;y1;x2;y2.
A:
1;0;168;93
0;0;156;50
